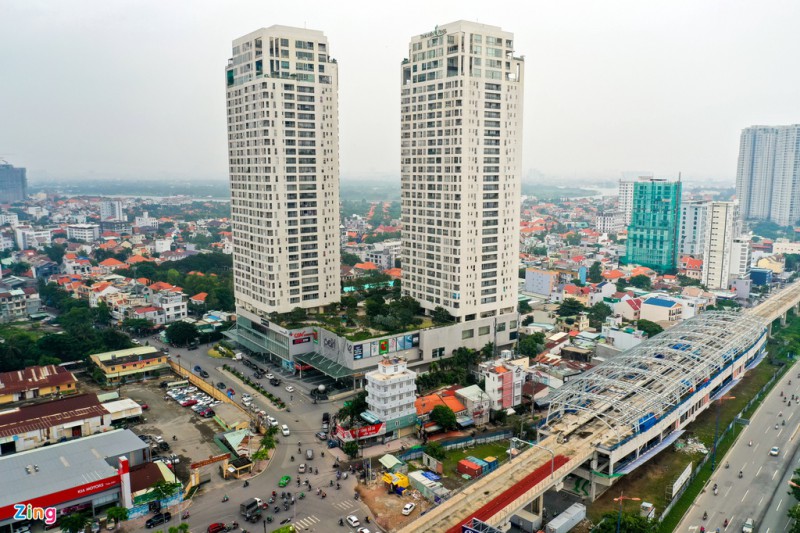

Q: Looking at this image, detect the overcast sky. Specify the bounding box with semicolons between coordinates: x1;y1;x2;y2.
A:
1;0;798;184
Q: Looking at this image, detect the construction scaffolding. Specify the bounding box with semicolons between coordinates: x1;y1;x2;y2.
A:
544;311;768;446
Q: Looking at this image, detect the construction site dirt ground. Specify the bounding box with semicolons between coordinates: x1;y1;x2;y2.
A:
357;482;432;532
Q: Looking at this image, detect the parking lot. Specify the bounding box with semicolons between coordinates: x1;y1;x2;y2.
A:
121;380;242;485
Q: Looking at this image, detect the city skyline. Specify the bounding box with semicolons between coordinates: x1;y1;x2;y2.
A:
2;0;799;183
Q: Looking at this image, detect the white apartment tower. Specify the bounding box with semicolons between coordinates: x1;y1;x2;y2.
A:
400;21;523;321
678;200;709;257
99;200;124;221
701;201;739;290
364;357;418;434
736;125;800;226
226;26;340;317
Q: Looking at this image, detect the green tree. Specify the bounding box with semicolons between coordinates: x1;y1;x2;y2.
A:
637;319;663;338
166;321;199;346
252;448;270;462
10;261;31;276
587;302;613;328
338;391;368;427
343;441;359;459
105;507;129;529
148;480;182;501
788;504;800;533
44;244;67;264
518;300;533;314
59;512;91;533
519;332;545;356
424;441;446;461
677;274;702;287
121;318;154;335
592;511;658;533
789;467;800;500
628;274;652;290
431;306;454;325
565;233;581;246
340;296;358;309
92;301;112;325
341;252;361;266
480;342;495;359
430;405;457;431
588;261;603;283
557;298;585;317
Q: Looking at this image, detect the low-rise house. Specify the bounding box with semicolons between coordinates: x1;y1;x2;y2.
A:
90;346;171;385
0;365;78;405
640;297;682;323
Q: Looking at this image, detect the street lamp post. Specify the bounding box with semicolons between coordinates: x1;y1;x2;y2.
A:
613;493;641;533
711;395;735;471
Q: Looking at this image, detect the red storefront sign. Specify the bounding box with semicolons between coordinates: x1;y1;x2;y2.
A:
334;422;386;442
0;475;120;521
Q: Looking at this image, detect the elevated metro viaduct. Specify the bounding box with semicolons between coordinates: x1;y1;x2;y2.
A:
400;310;771;533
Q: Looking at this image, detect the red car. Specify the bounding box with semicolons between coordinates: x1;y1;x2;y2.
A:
207;524;226;533
180;399;198;407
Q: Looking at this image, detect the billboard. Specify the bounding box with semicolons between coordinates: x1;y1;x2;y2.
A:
370;341;379;357
353;344;364;360
351;333;421;360
379;339;389;355
334;422;387;442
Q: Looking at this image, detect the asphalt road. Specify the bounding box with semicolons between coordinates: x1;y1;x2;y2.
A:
131;341;370;533
678;368;800;533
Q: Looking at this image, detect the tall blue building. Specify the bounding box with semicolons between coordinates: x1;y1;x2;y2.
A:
625;178;682;272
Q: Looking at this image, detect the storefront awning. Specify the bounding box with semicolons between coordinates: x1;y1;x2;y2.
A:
294;352;356;379
423;424;442;433
456;416;474;427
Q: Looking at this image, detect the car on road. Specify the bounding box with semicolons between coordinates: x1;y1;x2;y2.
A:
770;446;780;456
402;502;416;515
321;422;329;432
181;399;198;407
298;463;306;474
145;512;171;528
742;518;754;533
265;373;274;380
193;365;202;373
132;339;141;345
207;524;226;533
281;424;290;436
285;386;295;393
278;475;291;487
216;382;226;390
322;412;330;423
188;345;198;351
269;377;282;386
346;515;360;527
200;370;209;378
357;529;371;533
315;431;327;440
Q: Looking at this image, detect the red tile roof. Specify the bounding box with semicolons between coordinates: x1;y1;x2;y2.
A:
0;365;77;396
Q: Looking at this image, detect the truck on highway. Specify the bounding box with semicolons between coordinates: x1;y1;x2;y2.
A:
545;503;586;533
239;497;262;518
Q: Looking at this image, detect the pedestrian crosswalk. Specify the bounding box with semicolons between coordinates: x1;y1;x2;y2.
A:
333;500;354;511
292;515;320;529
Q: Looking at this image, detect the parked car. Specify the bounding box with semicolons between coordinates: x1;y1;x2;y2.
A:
181;399;198;407
265;373;274;380
200;370;209;378
200;408;215;418
298;463;306;474
216;382;226;390
321;422;329;432
207;524;226;533
346;515;360;528
315;432;327;441
159;442;170;451
402;503;416;516
266;416;278;427
145;513;171;528
193;365;202;373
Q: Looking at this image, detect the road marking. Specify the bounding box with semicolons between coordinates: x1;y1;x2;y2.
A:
742;489;749;502
777;498;784;511
757;466;763;476
774;469;779;480
755;442;760;452
725;486;732;497
790;412;795;421
759;496;764;505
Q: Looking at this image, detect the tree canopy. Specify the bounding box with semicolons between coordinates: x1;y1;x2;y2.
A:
519;332;545;357
166;321;199;346
557;298;586;317
588;302;613;328
637;319;664;338
430;405;457;430
588;261;603;283
628;274;652;290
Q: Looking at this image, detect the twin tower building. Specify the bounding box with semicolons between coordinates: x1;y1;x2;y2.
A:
225;22;524;334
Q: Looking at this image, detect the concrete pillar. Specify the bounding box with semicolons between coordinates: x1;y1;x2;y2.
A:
768;322;773;338
782;312;788;327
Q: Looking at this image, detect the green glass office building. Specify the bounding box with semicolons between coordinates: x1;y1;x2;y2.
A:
625;178;682;272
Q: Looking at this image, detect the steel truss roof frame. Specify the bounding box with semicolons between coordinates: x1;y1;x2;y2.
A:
544;311;767;442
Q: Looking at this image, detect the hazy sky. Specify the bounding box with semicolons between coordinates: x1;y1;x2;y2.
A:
1;0;798;184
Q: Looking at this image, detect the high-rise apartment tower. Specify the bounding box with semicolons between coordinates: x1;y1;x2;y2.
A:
736;125;800;226
625;178;682;272
225;26;340;321
400;21;524;321
0;162;27;204
701;201;739;290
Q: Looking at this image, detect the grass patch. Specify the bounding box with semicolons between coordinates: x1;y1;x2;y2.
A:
440;441;510;487
207;349;223;358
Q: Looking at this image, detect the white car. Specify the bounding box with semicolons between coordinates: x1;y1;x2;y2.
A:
242;393;252;400
346;516;360;528
357;529;371;533
266;416;278;427
402;502;416;516
285;386;295;393
281;424;290;436
770;446;780;456
265;373;274;380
